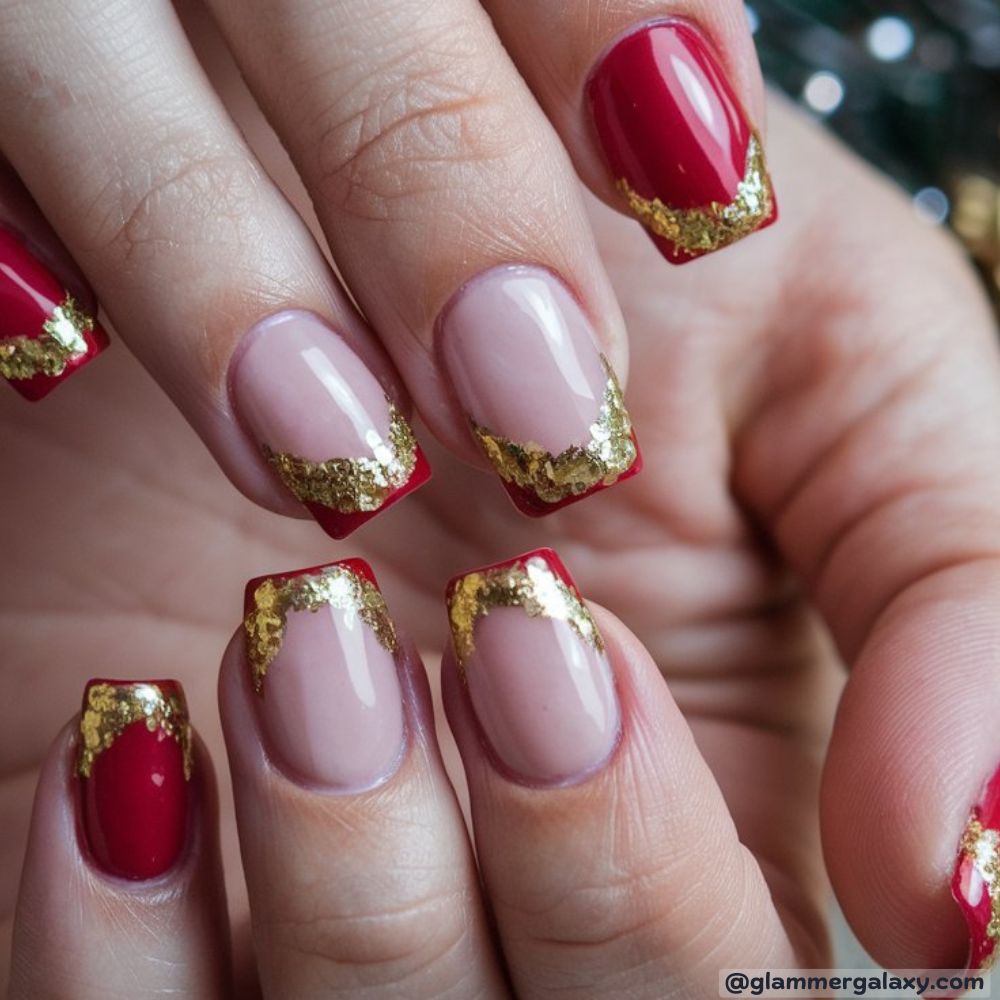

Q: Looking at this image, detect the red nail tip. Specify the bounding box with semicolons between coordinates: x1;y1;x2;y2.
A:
78;679;191;880
952;763;1000;971
445;547;579;602
0;228;108;401
306;445;431;540
502;431;643;518
587;20;777;264
243;557;380;617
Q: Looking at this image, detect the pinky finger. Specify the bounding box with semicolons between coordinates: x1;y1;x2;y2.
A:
8;679;232;999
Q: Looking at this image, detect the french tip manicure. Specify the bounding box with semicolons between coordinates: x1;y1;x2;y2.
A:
0;229;108;401
242;558;404;791
78;678;192;881
445;546;566;599
230;310;429;540
446;548;619;785
587;18;777;263
243;556;381;617
306;444;431;540
438;265;640;513
502;430;643;518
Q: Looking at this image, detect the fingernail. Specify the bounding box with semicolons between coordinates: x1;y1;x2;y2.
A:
230;310;430;540
78;679;192;880
437;265;641;516
953;762;1000;970
587;19;777;264
243;558;405;791
0;228;109;401
446;548;620;784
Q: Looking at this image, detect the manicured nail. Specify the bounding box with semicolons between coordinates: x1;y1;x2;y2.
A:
953;762;1000;970
230;311;430;540
587;20;777;264
243;558;405;790
0;228;109;400
446;548;620;784
78;679;192;880
437;265;640;516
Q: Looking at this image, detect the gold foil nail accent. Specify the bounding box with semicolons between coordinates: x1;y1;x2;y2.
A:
244;564;397;693
262;401;417;514
0;294;92;380
448;554;603;666
78;682;192;780
960;816;1000;966
471;356;636;504
617;132;773;257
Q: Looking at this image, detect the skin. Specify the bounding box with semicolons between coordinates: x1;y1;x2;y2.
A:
2;2;1000;997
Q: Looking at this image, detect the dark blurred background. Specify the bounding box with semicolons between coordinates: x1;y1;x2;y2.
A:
750;0;1000;313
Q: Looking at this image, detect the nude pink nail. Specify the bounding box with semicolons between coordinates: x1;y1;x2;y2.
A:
437;266;640;517
243;559;405;791
446;548;620;784
230;310;429;540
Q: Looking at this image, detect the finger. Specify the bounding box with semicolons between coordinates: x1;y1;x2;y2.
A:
0;161;108;401
9;680;232;999
221;557;506;998
732;114;1000;968
484;1;775;265
0;0;429;540
203;0;642;517
442;548;816;997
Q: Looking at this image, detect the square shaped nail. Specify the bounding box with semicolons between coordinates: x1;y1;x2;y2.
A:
78;679;192;880
0;229;108;400
446;548;620;784
243;558;405;790
438;265;641;517
587;19;777;264
230;311;430;540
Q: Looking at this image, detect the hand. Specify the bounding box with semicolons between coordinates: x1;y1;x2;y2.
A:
3;1;999;997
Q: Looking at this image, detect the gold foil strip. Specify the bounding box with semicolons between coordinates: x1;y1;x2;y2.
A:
262;401;417;514
244;564;398;693
961;816;1000;966
448;555;604;665
78;682;192;780
0;294;92;380
471;356;636;504
618;132;773;257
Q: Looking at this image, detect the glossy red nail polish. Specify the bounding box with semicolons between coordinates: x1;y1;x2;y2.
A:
78;679;192;880
587;20;777;264
0;228;108;401
952;762;1000;970
304;445;432;540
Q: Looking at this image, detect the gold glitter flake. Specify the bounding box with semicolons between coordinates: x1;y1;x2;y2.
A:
618;132;773;257
244;564;397;693
0;294;92;380
961;816;1000;965
448;555;603;665
78;682;192;780
263;402;417;514
471;357;635;504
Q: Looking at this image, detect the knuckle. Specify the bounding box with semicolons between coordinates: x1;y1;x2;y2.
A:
301;24;512;220
83;132;263;271
266;881;479;990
